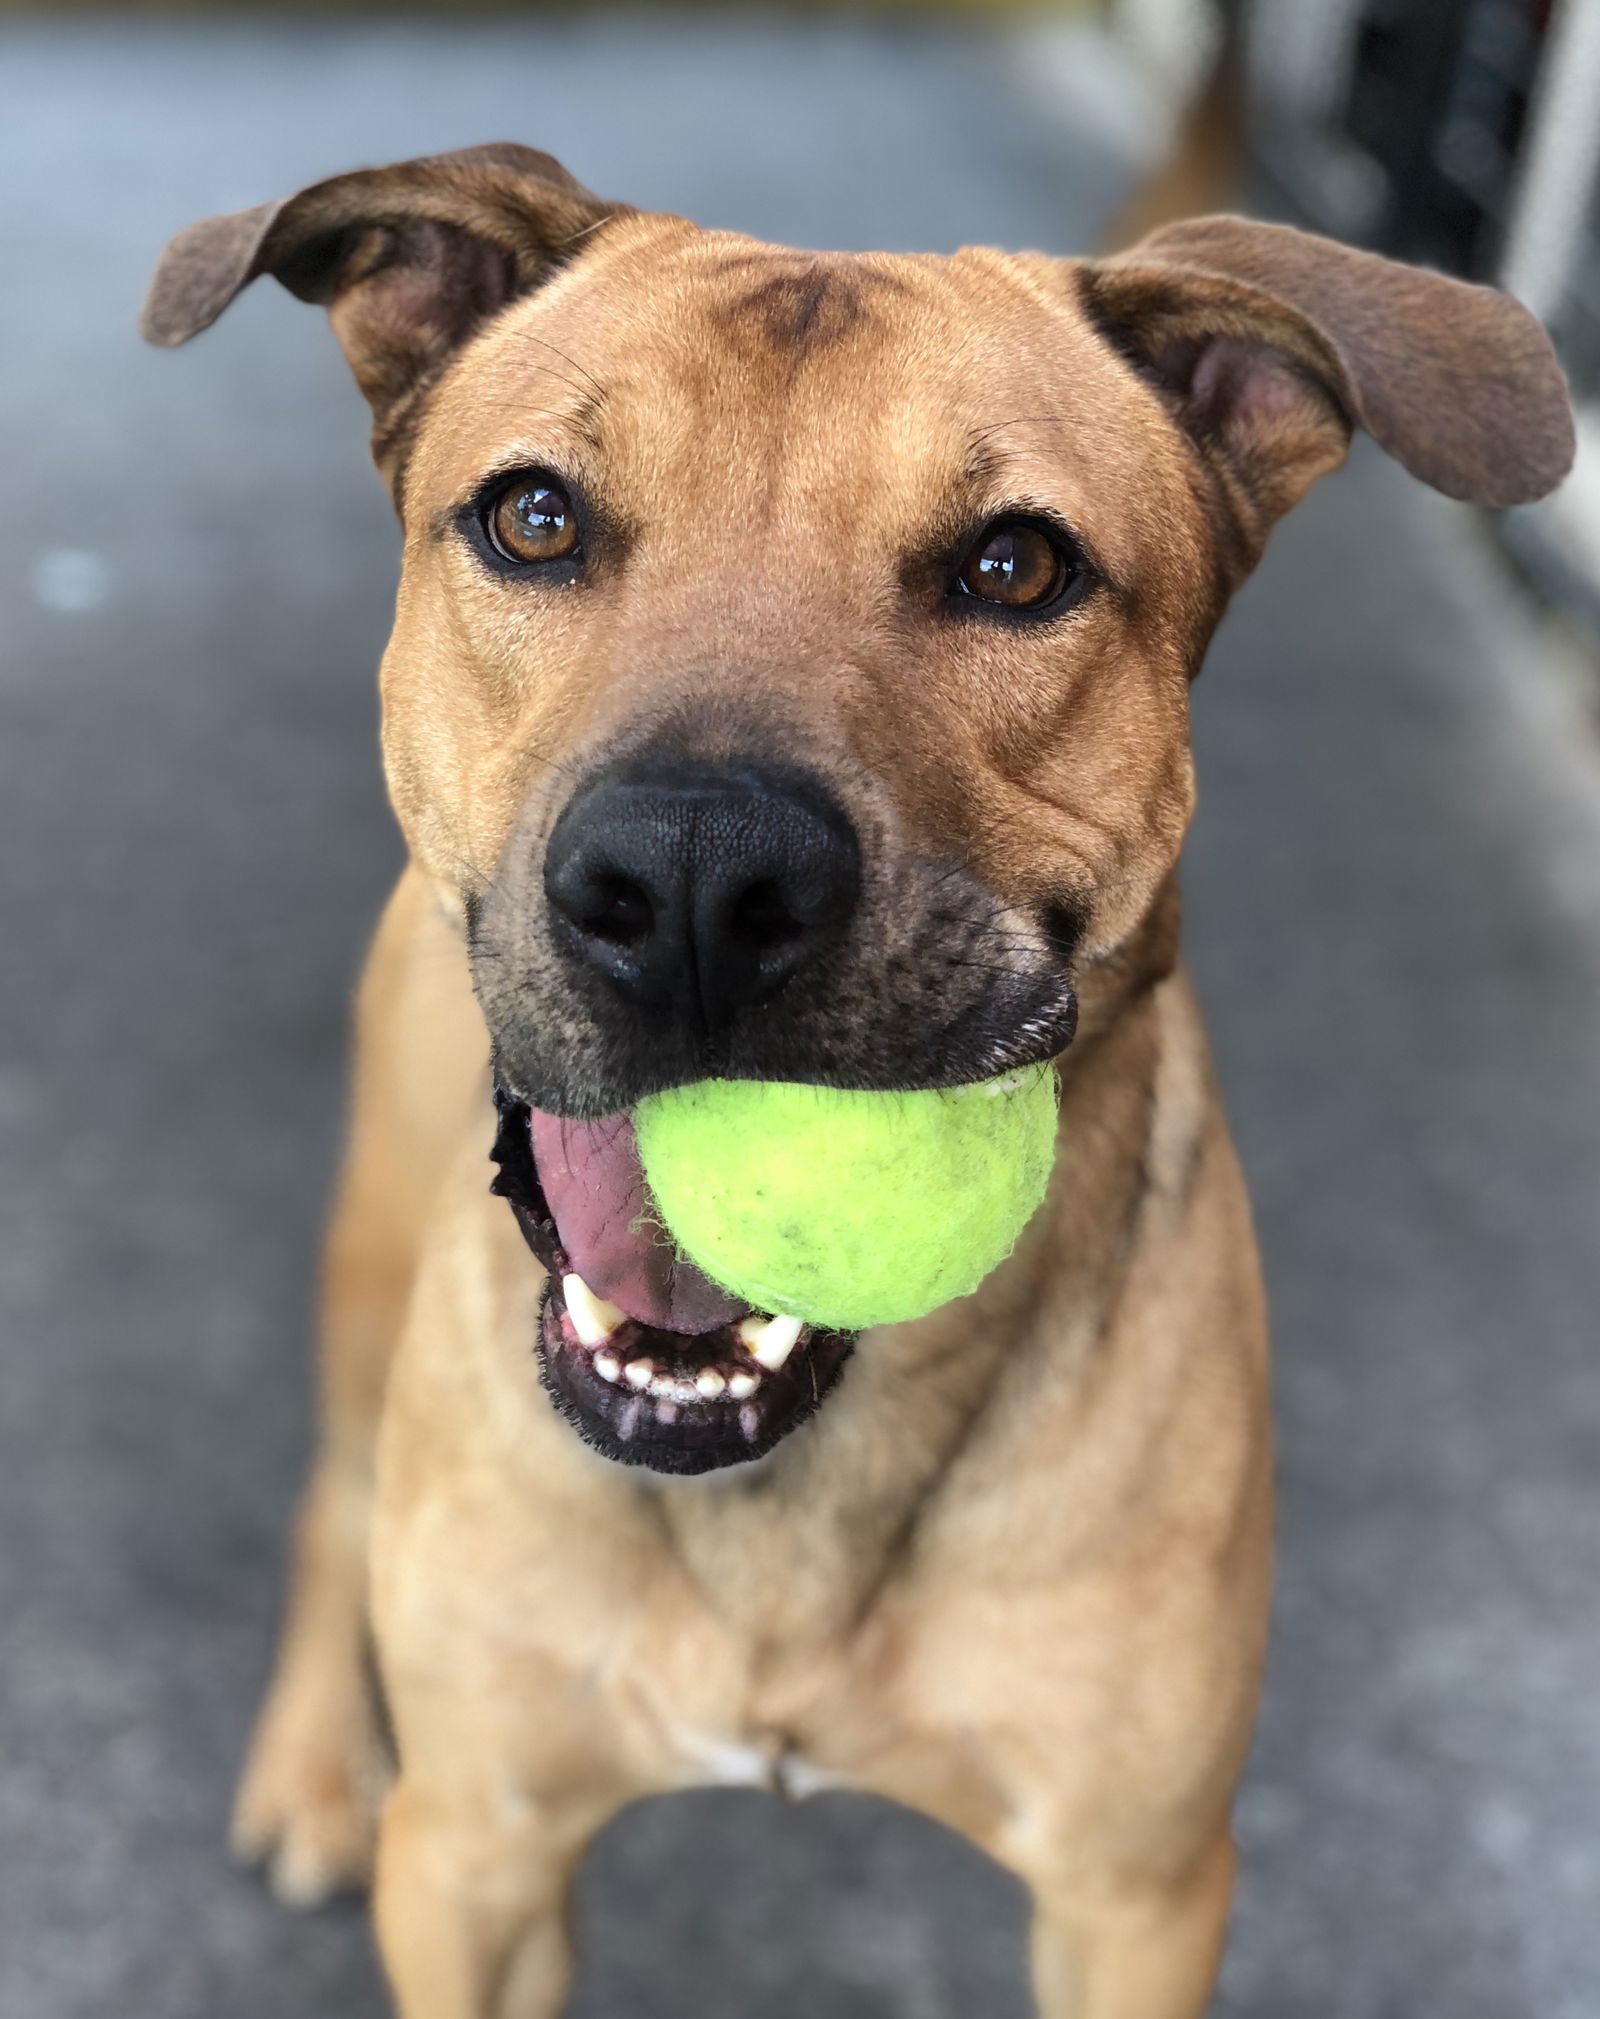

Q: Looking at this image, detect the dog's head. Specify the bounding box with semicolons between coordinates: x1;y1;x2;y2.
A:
146;145;1572;1472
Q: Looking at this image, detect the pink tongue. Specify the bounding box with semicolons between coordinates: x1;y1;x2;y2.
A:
527;1109;746;1336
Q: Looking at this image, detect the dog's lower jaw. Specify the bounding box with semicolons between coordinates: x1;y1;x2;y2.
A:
537;1282;856;1476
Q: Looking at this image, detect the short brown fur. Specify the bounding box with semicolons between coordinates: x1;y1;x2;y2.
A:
715;258;906;357
145;144;1572;2016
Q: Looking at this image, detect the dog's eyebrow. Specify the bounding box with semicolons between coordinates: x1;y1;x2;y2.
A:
964;415;1070;484
965;438;1006;491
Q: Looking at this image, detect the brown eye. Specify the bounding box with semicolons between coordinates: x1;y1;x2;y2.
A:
955;520;1072;609
487;476;580;565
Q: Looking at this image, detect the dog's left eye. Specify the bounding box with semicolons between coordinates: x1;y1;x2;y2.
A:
953;519;1077;611
485;475;580;566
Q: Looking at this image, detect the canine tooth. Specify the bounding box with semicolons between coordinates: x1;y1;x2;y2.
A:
563;1273;626;1347
593;1350;622;1384
738;1313;804;1372
624;1358;654;1390
727;1369;759;1400
656;1400;679;1425
695;1368;727;1400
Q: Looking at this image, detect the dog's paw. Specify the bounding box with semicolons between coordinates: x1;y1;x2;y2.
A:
230;1682;390;1910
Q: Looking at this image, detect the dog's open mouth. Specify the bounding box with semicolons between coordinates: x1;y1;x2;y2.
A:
490;1090;855;1474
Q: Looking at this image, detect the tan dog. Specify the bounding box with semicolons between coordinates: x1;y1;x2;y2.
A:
143;145;1572;2018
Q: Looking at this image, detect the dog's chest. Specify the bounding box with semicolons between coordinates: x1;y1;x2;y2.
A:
664;1720;854;1799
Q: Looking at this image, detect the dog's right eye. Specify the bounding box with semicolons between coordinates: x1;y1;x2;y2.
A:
954;519;1076;611
484;474;581;567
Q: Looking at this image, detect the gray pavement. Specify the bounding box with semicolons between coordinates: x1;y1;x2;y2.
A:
3;19;1599;2019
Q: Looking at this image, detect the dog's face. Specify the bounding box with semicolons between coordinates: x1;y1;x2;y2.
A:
393;217;1214;1109
146;146;1571;1473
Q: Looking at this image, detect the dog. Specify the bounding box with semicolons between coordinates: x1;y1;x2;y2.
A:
142;144;1572;2017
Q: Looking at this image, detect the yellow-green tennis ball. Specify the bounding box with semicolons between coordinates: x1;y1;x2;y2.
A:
633;1069;1058;1332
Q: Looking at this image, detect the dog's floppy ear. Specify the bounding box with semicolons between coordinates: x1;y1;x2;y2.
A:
1081;215;1573;579
141;143;627;486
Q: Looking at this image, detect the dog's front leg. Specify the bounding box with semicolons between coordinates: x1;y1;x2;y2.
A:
373;1777;601;2019
1018;1835;1237;2019
367;1517;644;2019
232;869;486;1904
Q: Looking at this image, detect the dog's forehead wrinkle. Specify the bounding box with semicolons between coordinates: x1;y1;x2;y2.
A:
713;258;913;361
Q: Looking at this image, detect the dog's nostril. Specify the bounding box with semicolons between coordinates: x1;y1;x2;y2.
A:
727;878;805;952
1041;900;1085;962
580;874;654;947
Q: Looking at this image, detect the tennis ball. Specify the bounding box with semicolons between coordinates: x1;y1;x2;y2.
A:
633;1069;1058;1332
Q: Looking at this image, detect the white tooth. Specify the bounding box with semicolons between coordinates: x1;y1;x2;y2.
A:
624;1358;654;1390
563;1274;626;1348
727;1369;759;1400
738;1313;804;1372
593;1351;622;1384
649;1373;673;1396
695;1368;727;1400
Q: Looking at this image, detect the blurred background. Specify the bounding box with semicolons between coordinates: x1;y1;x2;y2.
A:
3;1;1600;2014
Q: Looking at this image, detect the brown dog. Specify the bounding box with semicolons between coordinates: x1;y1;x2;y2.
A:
143;145;1572;2018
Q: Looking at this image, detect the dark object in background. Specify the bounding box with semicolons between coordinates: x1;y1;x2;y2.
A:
1248;0;1548;278
1243;0;1600;638
1346;0;1543;272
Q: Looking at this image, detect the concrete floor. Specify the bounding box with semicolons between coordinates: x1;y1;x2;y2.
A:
3;18;1600;2019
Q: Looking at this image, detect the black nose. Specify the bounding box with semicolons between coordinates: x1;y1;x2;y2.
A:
543;756;861;1040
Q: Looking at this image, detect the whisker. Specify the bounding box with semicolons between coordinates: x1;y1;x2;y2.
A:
507;330;607;406
965;414;1069;451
